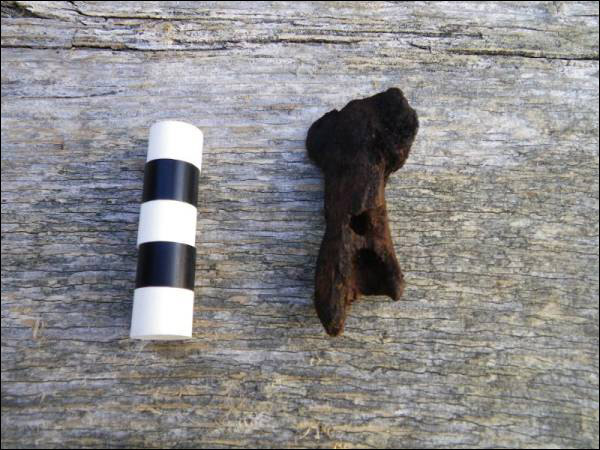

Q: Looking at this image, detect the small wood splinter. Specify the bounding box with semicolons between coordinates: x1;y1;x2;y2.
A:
306;88;419;336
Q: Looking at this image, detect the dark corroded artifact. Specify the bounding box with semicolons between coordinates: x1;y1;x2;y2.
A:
306;88;419;336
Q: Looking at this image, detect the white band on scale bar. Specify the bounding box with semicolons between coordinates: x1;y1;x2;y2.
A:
130;120;203;340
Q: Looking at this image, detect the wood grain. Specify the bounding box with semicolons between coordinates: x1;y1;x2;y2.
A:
1;1;598;448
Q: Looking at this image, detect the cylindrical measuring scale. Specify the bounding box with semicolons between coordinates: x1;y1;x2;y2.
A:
130;121;203;340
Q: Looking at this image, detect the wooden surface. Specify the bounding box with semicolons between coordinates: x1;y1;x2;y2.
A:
1;1;598;448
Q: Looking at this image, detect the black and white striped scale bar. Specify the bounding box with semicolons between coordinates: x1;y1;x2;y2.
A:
130;121;203;340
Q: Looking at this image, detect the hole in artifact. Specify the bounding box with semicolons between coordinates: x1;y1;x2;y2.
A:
350;211;370;235
354;249;388;295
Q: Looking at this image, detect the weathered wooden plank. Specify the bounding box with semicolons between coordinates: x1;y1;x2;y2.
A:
1;1;598;448
2;1;598;59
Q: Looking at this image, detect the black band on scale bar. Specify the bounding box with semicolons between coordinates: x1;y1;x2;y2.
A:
135;241;197;290
142;159;199;206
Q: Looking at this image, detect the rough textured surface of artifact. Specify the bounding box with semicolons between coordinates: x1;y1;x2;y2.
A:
307;88;419;336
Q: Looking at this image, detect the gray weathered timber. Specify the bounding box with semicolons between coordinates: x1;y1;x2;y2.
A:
1;1;598;448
